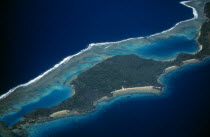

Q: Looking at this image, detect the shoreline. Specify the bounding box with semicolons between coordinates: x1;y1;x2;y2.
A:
148;1;198;38
111;86;162;96
11;56;210;135
0;1;209;135
0;0;200;100
46;86;162;119
159;58;202;84
94;86;162;105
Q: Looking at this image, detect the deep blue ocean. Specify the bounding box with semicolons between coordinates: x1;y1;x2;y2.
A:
2;0;193;93
2;0;210;137
29;59;210;137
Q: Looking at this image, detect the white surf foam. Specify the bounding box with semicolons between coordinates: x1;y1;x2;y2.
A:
0;0;201;100
149;1;199;38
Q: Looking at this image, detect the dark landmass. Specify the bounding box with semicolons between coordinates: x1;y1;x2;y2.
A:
197;2;210;58
1;1;210;137
15;1;210;126
21;2;210;123
22;55;173;119
167;2;210;65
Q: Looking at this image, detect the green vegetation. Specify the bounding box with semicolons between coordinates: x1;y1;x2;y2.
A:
22;54;172;120
5;2;210;137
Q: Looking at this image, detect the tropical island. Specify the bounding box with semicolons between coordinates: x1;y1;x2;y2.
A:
20;1;210;122
0;0;210;136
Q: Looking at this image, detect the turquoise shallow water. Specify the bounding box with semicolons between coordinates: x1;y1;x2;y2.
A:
26;94;160;137
1;85;72;127
106;36;199;60
136;36;199;60
25;58;210;137
2;0;193;94
2;0;208;136
1;33;200;128
23;33;207;137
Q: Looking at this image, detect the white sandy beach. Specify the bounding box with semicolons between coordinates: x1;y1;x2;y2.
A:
111;86;162;96
183;59;200;65
50;110;79;118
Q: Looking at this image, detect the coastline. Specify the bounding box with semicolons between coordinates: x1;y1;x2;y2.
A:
41;86;162;120
163;59;200;74
49;110;79;118
0;0;209;136
94;86;162;105
148;1;198;38
0;0;202;100
111;86;162;96
94;86;162;106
